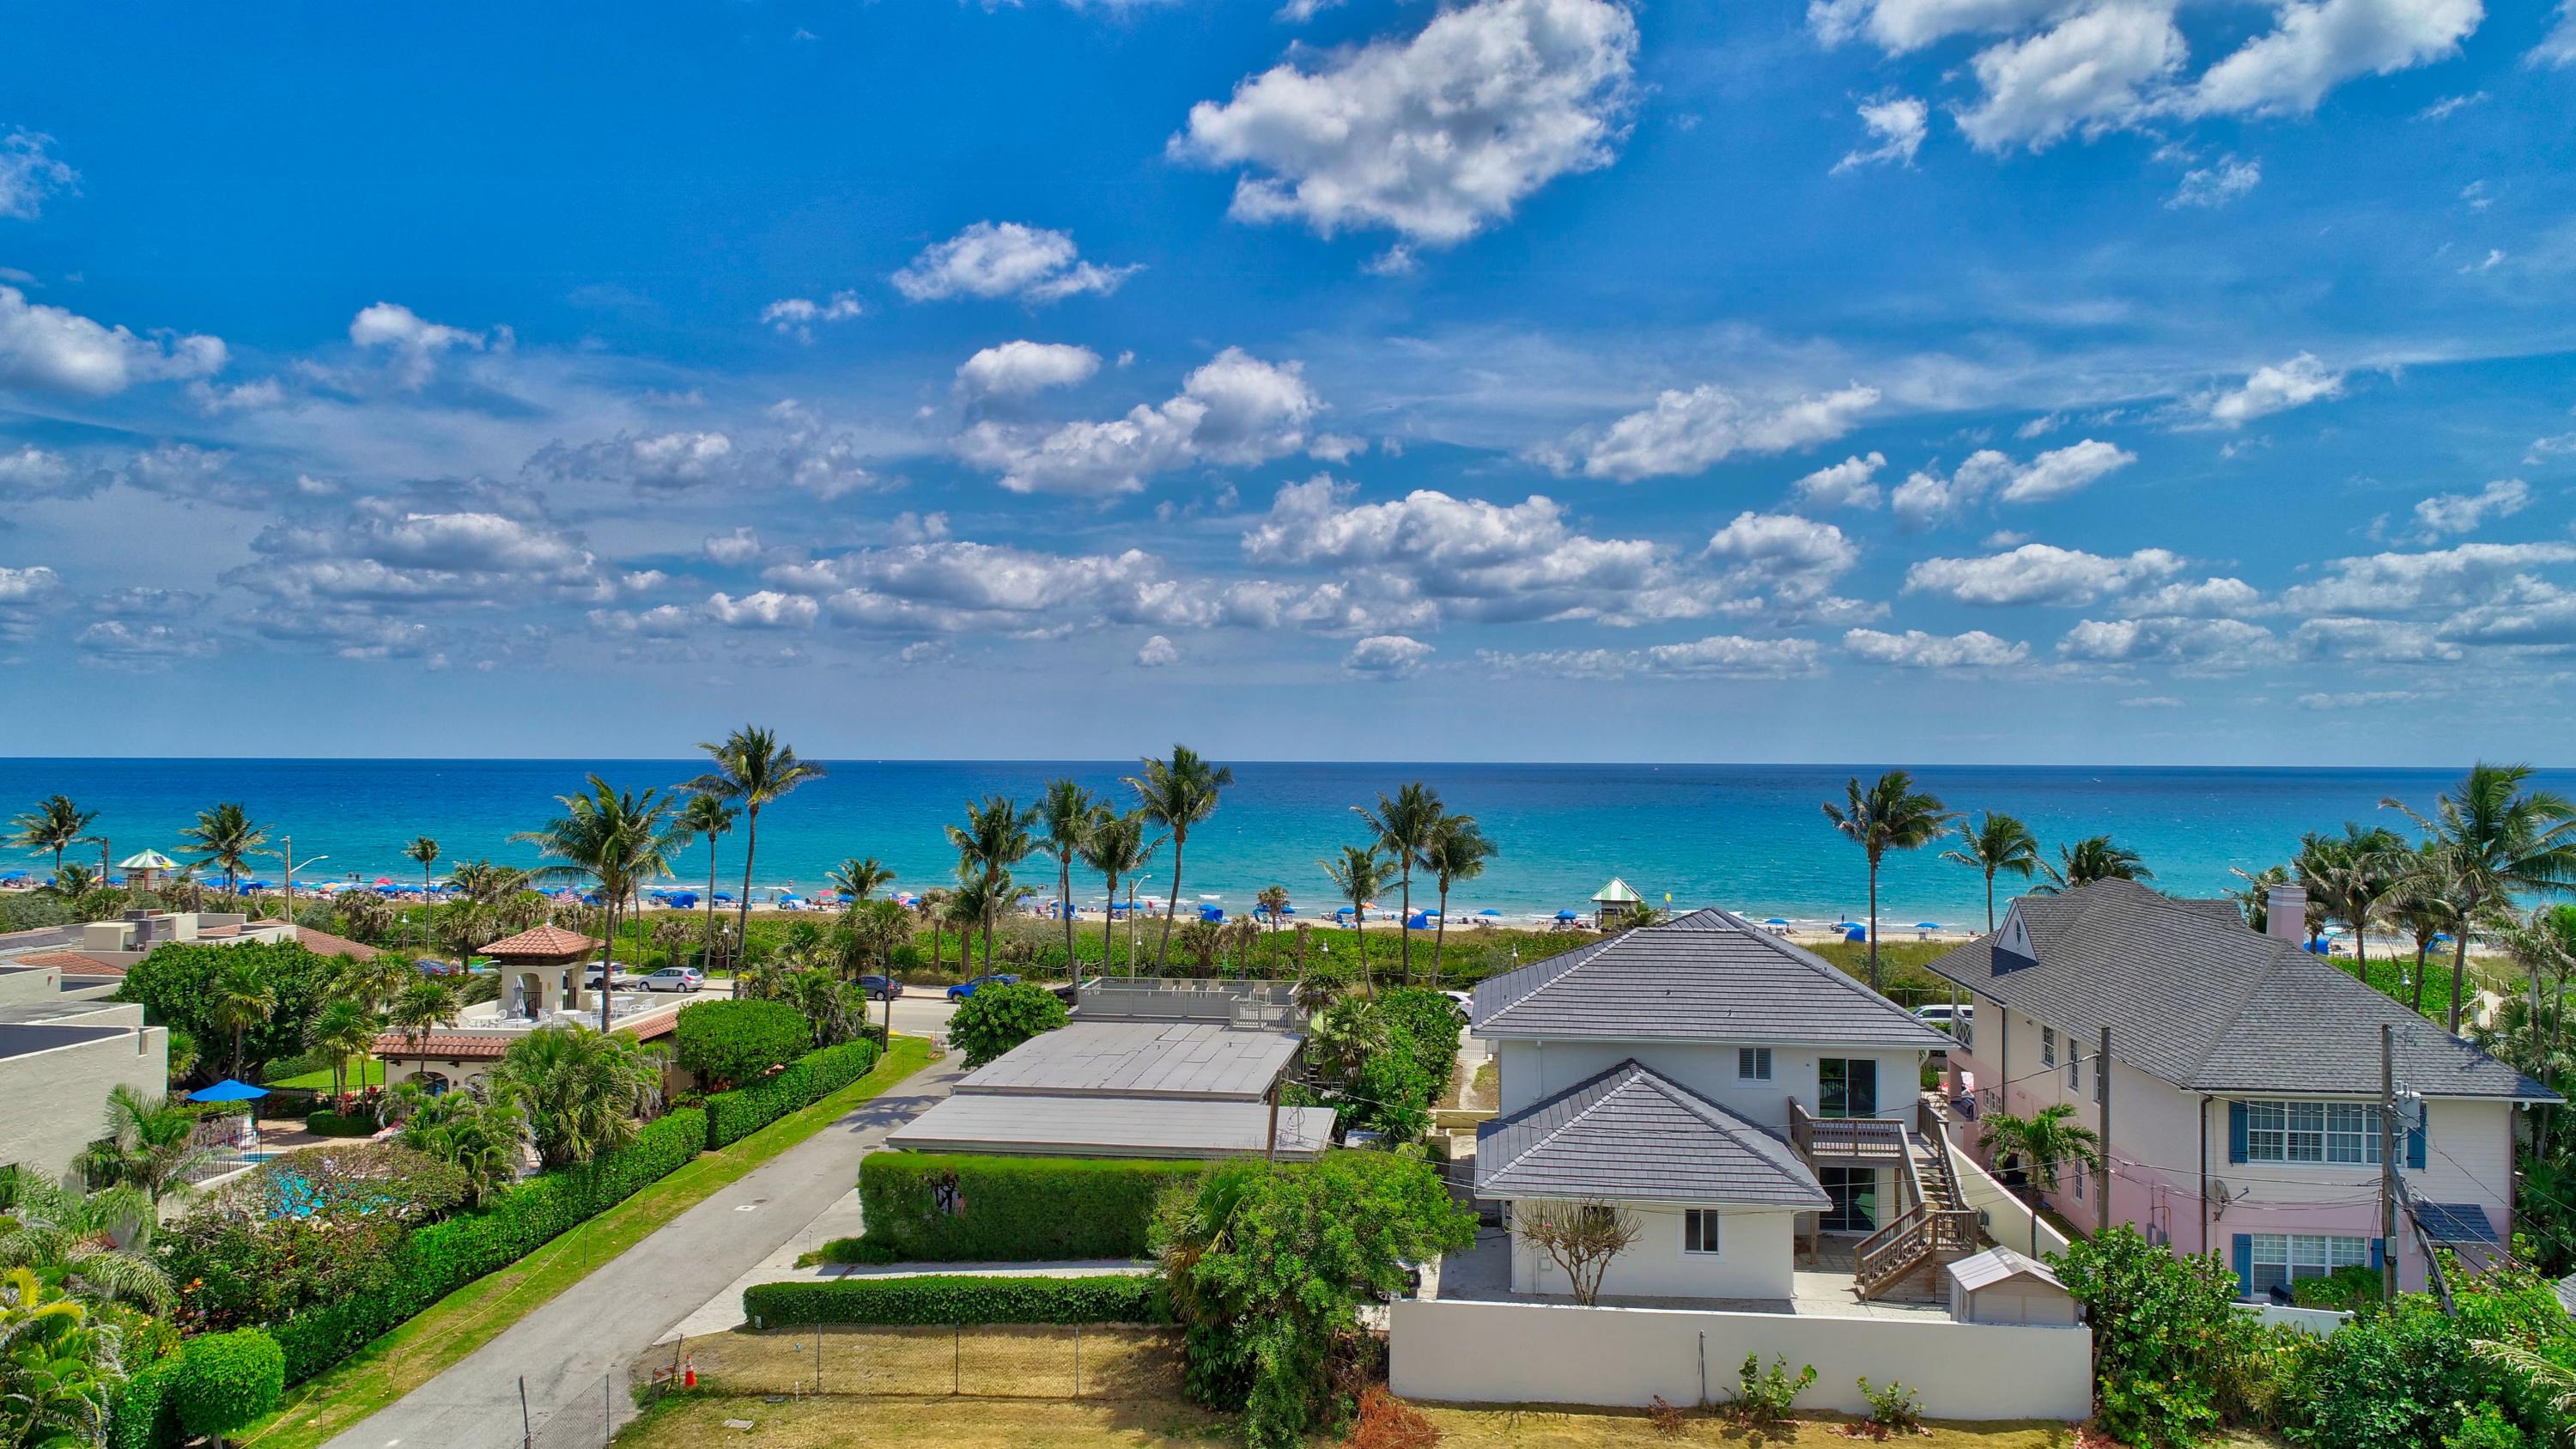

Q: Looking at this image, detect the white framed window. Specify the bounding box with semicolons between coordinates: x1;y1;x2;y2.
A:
2073;1160;2085;1200
2244;1100;2381;1165
1738;1046;1773;1081
2041;1026;2057;1066
2093;1056;2105;1104
2067;1050;2081;1089
1683;1209;1722;1255
2249;1233;2369;1299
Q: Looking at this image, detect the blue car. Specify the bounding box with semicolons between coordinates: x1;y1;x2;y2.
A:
946;973;1022;1002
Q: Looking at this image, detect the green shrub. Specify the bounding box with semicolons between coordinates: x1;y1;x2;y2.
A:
169;1329;285;1442
267;1105;707;1384
2051;1225;2241;1449
2291;1263;2384;1312
115;941;339;1080
673;998;812;1090
858;1154;1200;1262
743;1273;1166;1327
108;1355;179;1449
2445;1405;2529;1449
947;981;1068;1068
1859;1378;1923;1437
1377;988;1462;1091
805;1235;901;1266
1728;1355;1814;1427
301;1110;380;1137
703;1039;878;1148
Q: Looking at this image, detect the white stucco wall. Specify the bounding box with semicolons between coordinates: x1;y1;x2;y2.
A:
1493;1039;1923;1131
1390;1299;2094;1422
1509;1201;1799;1301
0;1016;167;1184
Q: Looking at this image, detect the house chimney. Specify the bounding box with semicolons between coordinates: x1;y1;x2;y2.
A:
2265;884;2307;945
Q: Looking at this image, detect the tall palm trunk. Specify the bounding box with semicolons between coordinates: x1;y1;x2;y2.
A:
736;805;762;963
1060;857;1076;989
1126;880;1140;976
1433;882;1451;983
2451;931;2471;1033
1866;851;1883;991
599;891;617;1031
1984;871;1996;934
1397;863;1413;987
1357;908;1372;1000
2412;941;2430;1013
1156;835;1186;972
702;831;721;969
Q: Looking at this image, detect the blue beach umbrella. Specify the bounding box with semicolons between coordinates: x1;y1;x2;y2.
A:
1478;908;1502;917
1200;904;1224;922
191;1079;269;1104
2305;939;2330;953
1555;909;1579;921
1406;912;1431;928
1765;916;1789;925
1915;922;1942;930
1844;927;1868;942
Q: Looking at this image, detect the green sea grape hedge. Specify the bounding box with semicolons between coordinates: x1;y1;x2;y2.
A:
266;1105;708;1384
108;1355;179;1449
743;1273;1167;1327
704;1039;879;1148
674;998;812;1090
301;1110;380;1137
857;1154;1200;1262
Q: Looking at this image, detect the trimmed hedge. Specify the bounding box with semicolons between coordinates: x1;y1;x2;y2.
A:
301;1110;380;1137
857;1154;1200;1262
170;1328;285;1441
268;1105;708;1384
705;1039;879;1149
108;1355;179;1449
744;1272;1167;1327
675;997;812;1089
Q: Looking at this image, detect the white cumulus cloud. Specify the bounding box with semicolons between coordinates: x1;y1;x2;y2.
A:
1170;0;1639;247
0;131;76;220
1791;453;1886;509
1905;543;2184;606
1552;383;1879;483
955;347;1321;496
761;292;864;339
2408;478;2529;539
1343;634;1435;678
1136;634;1182;667
1891;439;2135;525
1842;627;2031;667
0;285;227;396
892;222;1139;304
955;341;1103;402
1833;95;1929;172
2194;352;2345;426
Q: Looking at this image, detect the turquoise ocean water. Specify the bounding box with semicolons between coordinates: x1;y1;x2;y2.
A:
0;760;2554;924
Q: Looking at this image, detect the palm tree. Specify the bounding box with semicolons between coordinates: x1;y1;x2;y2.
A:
70;1087;212;1208
9;795;97;880
2036;835;2154;894
209;953;276;1081
0;1265;124;1444
512;775;687;1031
2470;1339;2576;1449
1977;1104;2104;1254
489;1026;659;1170
333;947;411;1016
1419;815;1494;984
828;856;895;906
392;1087;528;1207
431;900;491;974
690;726;828;956
947;795;1038;972
1256;885;1291;959
180;801;270;893
1126;745;1234;974
2294;824;2405;977
1038;780;1100;1000
1353;782;1446;987
1321;844;1392;999
676;793;738;971
915;888;948;978
2385;843;2466;1014
939;885;984;978
2384;763;2576;1033
1941;812;2039;933
389;977;458;1057
0;1169;172;1312
450;859;530;907
1820;770;1957;990
404;836;440;946
1079;809;1158;977
851;898;913;1038
305;997;380;1110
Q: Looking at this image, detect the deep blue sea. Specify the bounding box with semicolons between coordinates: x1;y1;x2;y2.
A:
0;760;2553;923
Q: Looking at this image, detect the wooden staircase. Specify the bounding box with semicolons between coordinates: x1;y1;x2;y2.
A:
1851;1102;1981;1301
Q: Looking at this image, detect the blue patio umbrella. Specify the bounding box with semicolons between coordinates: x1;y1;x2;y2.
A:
1555;909;1580;921
1334;906;1355;918
191;1079;269;1104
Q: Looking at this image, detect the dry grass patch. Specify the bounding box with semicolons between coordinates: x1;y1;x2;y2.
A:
651;1325;1184;1402
616;1392;1231;1447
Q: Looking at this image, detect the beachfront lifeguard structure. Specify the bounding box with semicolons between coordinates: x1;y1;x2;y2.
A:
1590;877;1643;928
117;849;179;892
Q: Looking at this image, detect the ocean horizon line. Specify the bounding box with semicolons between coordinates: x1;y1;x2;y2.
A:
0;756;2548;772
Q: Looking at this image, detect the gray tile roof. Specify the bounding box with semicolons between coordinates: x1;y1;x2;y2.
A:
1923;879;2555;1101
1471;907;1952;1049
1473;1058;1832;1209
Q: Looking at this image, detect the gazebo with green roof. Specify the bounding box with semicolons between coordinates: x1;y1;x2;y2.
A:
1591;876;1643;928
117;849;179;892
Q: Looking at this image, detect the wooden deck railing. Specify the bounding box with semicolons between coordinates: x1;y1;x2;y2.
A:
1788;1099;1909;1159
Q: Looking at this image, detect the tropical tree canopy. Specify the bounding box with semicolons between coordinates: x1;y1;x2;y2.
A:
2037;834;2154;893
489;1026;660;1170
180;801;270;892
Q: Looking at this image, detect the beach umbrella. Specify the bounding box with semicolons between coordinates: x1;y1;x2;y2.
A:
1334;906;1354;918
1915;922;1942;930
1764;916;1789;926
0;870;25;880
2304;939;2330;953
190;1079;268;1104
2431;933;2454;943
1406;912;1431;929
1555;909;1579;921
1200;904;1224;922
1844;927;1868;943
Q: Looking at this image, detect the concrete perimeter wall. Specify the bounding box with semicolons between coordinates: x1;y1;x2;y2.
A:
1389;1299;2093;1423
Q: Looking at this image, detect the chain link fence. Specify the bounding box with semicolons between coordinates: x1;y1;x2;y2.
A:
640;1324;1184;1403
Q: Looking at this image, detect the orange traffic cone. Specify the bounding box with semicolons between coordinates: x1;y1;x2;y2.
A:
683;1356;696;1389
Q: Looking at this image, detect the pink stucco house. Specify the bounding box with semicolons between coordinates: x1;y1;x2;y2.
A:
1922;878;2555;1300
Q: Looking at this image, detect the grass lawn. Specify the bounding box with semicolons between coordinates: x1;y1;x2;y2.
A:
263;1055;386;1091
240;1034;937;1449
612;1394;2289;1449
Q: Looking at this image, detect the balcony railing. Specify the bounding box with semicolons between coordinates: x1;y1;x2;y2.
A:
1787;1099;1910;1160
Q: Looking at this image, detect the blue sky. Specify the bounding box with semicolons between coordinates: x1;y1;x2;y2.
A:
3;0;2573;764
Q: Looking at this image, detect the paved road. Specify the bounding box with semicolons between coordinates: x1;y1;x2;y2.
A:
321;1050;961;1449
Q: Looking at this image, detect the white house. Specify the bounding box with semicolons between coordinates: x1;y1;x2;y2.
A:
1469;908;1959;1303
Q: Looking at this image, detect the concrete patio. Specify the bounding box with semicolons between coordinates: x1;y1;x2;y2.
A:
1423;1227;1953;1320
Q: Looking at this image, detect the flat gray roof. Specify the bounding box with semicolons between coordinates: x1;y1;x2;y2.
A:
0;1000;134;1026
953;1022;1303;1102
0;1024;125;1061
887;1093;1335;1160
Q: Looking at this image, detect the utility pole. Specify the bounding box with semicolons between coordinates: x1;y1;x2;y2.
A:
1265;1076;1280;1162
2098;1026;2112;1231
2380;1023;2398;1304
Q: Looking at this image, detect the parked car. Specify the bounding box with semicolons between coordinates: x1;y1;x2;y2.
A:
1913;1003;1972;1034
412;958;462;977
945;973;1021;1002
1440;989;1473;1018
858;974;905;1002
583;963;647;989
641;966;705;993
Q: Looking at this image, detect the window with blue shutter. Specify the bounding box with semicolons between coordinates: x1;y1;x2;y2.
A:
2370;1239;2385;1271
2227;1100;2248;1164
2232;1234;2252;1300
